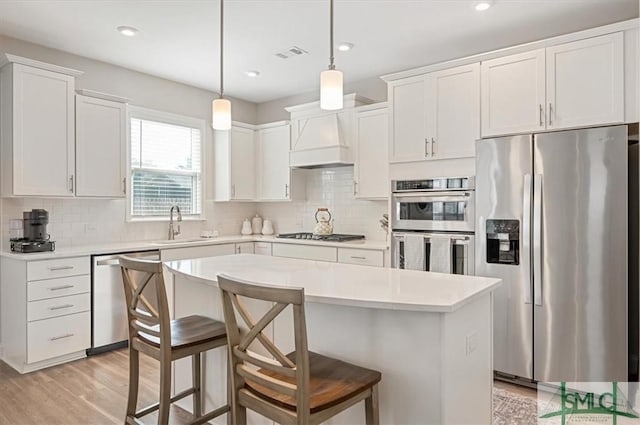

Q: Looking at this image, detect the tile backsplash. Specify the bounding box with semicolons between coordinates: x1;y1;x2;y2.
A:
1;166;388;250
258;167;389;242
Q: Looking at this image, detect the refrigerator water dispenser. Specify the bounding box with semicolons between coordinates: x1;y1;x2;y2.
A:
486;219;519;265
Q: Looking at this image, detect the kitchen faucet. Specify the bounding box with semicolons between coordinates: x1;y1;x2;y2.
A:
168;205;182;240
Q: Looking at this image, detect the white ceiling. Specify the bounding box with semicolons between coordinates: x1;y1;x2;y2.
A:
0;0;637;104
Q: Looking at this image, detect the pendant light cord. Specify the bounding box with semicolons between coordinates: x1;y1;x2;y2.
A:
219;0;225;98
329;0;335;70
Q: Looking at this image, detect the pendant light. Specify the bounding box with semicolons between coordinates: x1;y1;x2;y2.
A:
212;0;231;130
320;0;343;110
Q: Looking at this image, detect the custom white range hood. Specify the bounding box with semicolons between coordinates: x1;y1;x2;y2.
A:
285;94;372;168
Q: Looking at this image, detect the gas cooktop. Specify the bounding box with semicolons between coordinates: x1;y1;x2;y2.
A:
276;233;365;242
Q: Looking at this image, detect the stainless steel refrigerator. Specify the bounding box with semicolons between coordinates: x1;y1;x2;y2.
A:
476;125;630;383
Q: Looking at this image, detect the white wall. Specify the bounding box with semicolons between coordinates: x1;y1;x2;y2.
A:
258;166;388;242
256;76;387;124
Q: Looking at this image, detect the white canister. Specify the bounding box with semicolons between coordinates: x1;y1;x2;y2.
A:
251;214;263;234
241;219;252;235
262;219;274;235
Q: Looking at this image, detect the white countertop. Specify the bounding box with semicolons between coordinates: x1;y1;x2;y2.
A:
0;235;388;260
165;254;501;313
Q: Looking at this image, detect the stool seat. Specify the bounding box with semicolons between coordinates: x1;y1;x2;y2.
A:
246;351;382;414
138;315;227;350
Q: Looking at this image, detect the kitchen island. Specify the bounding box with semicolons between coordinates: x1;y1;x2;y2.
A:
165;254;501;425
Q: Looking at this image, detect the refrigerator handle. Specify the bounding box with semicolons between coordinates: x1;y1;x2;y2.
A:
522;174;532;304
533;174;543;306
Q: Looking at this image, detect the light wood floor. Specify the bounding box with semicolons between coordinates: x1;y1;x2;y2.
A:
0;348;207;425
0;348;537;424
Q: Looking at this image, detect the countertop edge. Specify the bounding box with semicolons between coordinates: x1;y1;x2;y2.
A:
164;260;502;313
0;235;389;261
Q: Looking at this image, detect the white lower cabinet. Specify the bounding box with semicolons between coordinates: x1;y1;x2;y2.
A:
235;242;255;254
1;256;91;374
27;312;91;364
254;242;273;256
271;243;386;266
272;243;338;262
337;248;384;267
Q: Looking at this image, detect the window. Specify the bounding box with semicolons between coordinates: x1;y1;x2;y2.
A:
128;107;204;220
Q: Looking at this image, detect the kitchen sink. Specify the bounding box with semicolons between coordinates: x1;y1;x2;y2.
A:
151;238;212;245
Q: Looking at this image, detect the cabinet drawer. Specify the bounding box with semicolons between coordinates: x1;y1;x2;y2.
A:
27;311;90;364
161;244;235;261
254;242;272;256
272;244;337;262
27;257;90;281
28;275;90;301
27;293;90;322
338;248;384;267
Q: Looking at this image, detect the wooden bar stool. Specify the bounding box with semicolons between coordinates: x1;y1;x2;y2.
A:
119;255;230;425
218;274;382;425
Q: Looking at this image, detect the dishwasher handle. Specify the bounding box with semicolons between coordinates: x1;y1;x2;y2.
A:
95;251;160;267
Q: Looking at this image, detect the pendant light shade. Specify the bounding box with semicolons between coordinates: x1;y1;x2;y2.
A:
212;0;231;130
320;69;343;110
320;0;343;111
211;98;231;130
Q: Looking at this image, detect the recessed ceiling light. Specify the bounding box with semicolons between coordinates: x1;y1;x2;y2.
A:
245;70;260;78
117;26;139;37
474;1;493;11
337;42;354;52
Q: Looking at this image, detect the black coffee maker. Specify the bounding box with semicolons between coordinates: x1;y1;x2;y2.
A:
10;209;56;253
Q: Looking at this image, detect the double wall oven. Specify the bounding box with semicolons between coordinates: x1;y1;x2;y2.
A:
391;177;475;275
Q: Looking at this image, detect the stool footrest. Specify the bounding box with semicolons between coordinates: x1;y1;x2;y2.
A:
188;404;231;425
133;387;196;418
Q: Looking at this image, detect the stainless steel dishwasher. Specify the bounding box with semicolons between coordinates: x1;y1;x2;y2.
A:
88;250;160;355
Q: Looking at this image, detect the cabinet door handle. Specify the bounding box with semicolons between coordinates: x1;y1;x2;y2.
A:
285;184;289;197
48;285;74;291
231;184;236;198
431;138;436;155
50;333;74;341
122;177;127;194
48;265;74;271
353;181;358;195
69;175;74;193
539;104;544;127
424;138;429;157
49;304;74;311
548;103;553;126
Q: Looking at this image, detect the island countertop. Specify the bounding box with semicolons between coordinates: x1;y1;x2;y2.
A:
165;254;501;313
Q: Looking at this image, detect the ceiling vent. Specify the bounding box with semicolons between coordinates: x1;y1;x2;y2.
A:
275;46;308;59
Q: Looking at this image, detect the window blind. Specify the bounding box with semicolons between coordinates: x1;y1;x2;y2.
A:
130;117;202;217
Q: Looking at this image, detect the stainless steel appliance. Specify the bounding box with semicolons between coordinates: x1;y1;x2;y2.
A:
89;250;160;354
476;125;636;383
391;177;475;275
10;209;55;253
391;177;475;232
276;233;365;242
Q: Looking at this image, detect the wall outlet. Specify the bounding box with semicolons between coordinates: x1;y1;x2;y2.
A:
465;331;478;356
84;223;97;233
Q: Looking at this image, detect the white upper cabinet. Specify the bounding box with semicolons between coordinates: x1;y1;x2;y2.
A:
257;123;291;201
354;103;389;199
389;63;480;163
481;32;625;137
546;32;624;130
389;75;427;162
1;59;81;197
75;94;127;197
229;125;256;201
481;49;546;137
425;63;480;159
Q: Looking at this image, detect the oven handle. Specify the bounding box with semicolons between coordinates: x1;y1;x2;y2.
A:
392;191;472;199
